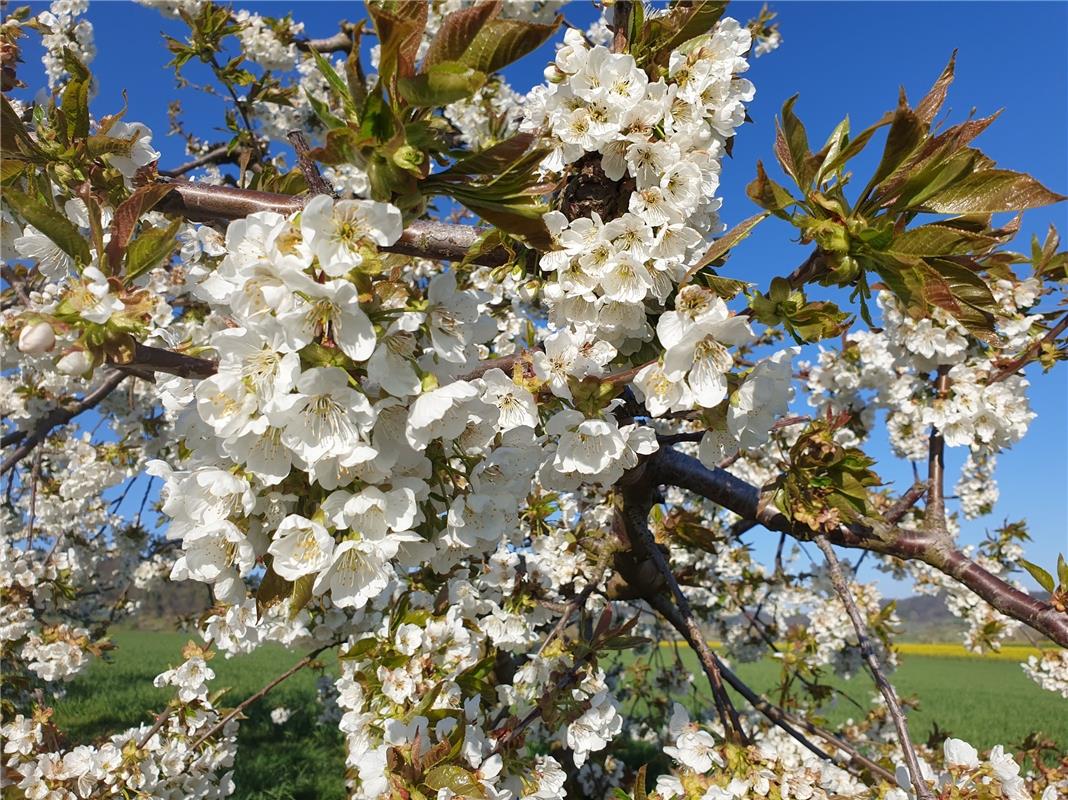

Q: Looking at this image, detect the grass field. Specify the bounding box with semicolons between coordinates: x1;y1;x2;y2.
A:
51;631;1067;800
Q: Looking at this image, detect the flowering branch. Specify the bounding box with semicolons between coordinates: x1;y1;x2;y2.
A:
987;309;1068;384
652;447;1068;647
814;535;932;800
153;179;513;265
645;592;898;785
1;371;129;475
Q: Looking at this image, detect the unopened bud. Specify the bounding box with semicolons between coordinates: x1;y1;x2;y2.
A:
56;349;92;376
17;321;56;355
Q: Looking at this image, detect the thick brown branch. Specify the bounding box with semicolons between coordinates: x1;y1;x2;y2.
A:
651;447;1068;647
617;472;746;743
1;372;129;476
153;179;512;265
295;32;352;54
815;537;931;800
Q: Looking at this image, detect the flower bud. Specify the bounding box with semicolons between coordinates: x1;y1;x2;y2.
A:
56;349;92;376
17;321;56;355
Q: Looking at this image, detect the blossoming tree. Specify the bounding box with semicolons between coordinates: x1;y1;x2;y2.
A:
1;1;1066;798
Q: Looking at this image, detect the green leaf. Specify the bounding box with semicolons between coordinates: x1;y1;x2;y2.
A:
915;51;956;128
4;188;91;266
1058;554;1068;588
368;1;428;82
424;765;486;799
1019;559;1056;594
309;48;357;116
397;62;486;107
424;0;502;67
886;223;998;258
288;574;315;620
747;160;797;216
309;126;361;165
60;75;90;142
124;218;182;281
775;95;815;188
634;1;727;67
682;212;768;283
861;100;925;205
919;169;1067;214
304;89;347;130
106;184;176;272
458;15;561;74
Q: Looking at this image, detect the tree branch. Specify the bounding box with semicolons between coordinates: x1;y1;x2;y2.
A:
924;366;950;532
152;179;513;265
189;643;332;750
157;145;240;178
651;446;1068;647
295;31;352;54
987;310;1068;384
814;536;931;800
1;372;129;476
616;470;747;743
645;592;897;786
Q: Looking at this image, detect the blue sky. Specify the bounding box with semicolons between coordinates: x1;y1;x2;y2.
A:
18;1;1067;595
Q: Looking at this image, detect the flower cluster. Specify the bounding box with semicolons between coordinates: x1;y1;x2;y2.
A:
525;21;754;344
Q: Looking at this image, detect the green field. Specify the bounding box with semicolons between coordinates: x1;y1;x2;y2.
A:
51;631;1067;800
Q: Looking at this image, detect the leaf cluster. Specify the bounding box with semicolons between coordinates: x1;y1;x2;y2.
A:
747;54;1065;339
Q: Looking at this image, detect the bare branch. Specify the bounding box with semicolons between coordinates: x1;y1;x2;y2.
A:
1;372;129;476
814;536;931;800
295;31;352;54
189;643;332;750
884;482;927;525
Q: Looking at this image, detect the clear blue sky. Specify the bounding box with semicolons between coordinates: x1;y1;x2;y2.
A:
19;1;1067;595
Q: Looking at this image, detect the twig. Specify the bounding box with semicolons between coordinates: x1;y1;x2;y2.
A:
924;366;950;532
814;536;931;800
1;372;129;475
157;144;238;178
646;593;896;785
885;482;927;525
26;449;41;546
189;644;332;750
987;310;1068;384
286;130;333;196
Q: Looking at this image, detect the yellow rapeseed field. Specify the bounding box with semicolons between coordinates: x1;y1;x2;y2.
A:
659;641;1050;661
